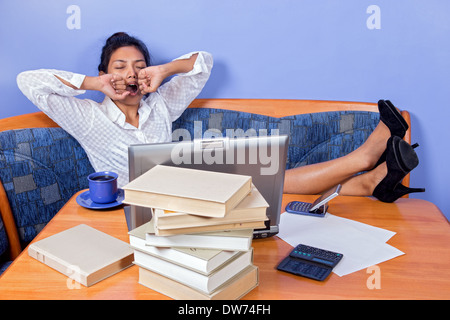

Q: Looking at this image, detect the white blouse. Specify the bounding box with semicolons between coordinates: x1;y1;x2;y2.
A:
17;51;213;187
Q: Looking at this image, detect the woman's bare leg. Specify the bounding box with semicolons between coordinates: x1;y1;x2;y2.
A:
283;120;390;195
338;163;387;196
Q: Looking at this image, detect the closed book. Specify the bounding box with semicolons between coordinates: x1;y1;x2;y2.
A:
28;224;134;287
122;165;252;217
145;220;254;251
155;220;265;236
154;185;269;231
129;222;240;274
138;264;259;300
133;248;253;294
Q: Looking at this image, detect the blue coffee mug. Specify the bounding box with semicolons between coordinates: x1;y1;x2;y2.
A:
88;171;118;204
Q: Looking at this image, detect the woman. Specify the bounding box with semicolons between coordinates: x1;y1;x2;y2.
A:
17;32;213;187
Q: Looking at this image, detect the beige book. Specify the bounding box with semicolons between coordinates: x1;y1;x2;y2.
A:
145;219;254;251
122;165;252;217
133;249;253;294
154;185;269;230
28;224;134;287
138;264;259;300
128;222;240;274
155;221;265;236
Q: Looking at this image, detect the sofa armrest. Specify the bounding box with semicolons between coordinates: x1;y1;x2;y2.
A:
0;180;21;260
0;112;58;132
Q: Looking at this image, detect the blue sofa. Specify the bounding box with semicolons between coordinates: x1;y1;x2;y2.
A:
0;99;391;275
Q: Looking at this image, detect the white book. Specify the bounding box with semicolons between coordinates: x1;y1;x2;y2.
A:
138;265;259;300
154;185;269;230
28;224;134;287
122;165;252;217
145;220;254;251
134;249;253;294
129;222;240;274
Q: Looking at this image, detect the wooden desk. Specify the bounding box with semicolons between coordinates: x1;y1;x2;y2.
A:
0;192;449;300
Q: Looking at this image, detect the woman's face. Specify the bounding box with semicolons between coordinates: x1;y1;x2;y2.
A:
107;46;147;105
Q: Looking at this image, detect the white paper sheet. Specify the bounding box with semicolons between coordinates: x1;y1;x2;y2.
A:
276;212;404;277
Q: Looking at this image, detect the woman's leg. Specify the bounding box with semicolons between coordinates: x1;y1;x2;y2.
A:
338;163;387;196
283;120;390;195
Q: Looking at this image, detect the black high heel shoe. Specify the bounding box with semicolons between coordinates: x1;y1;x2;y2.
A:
378;99;409;138
372;136;425;203
374;99;410;167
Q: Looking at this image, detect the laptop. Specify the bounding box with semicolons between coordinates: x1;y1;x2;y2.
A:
125;135;289;239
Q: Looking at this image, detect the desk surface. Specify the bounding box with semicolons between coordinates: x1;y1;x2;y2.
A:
1;192;449;300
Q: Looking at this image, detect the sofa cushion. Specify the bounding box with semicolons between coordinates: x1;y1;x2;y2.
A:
0;261;12;275
172;108;379;169
0;218;8;264
0;128;95;246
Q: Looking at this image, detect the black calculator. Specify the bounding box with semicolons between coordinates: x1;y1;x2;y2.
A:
290;244;343;268
277;244;343;281
277;256;332;281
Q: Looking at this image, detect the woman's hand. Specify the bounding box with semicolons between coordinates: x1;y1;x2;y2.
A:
138;65;166;94
65;73;131;101
97;73;130;100
138;53;198;94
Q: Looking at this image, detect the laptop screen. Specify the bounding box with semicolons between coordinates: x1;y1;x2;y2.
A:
127;135;288;238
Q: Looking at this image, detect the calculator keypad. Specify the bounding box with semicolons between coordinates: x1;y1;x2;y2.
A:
277;256;331;281
277;244;344;281
290;202;312;212
290;244;343;267
285;201;326;217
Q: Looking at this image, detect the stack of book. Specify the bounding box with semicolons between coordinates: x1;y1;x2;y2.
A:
123;165;268;300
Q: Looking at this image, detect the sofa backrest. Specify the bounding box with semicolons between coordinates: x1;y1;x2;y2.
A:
173;107;380;170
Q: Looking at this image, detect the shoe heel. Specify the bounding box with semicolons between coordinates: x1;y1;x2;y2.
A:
372;136;423;203
393;184;426;200
393;137;419;172
373;184;425;203
396;184;425;195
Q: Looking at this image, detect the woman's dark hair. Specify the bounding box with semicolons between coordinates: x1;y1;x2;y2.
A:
98;32;151;73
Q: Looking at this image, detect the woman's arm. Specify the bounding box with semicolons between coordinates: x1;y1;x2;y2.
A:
139;51;213;122
55;73;130;100
16;69;96;137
